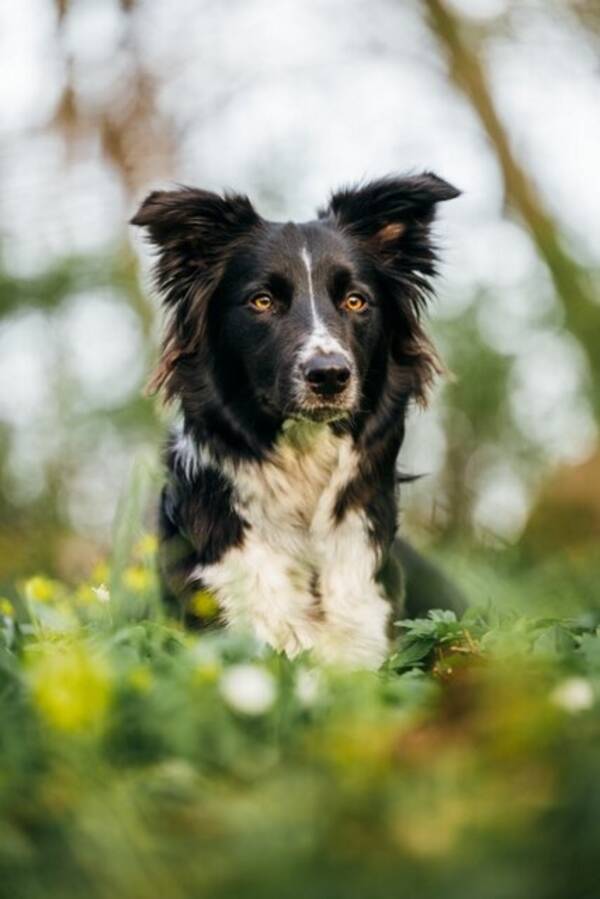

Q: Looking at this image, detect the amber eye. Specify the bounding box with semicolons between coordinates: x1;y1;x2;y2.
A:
248;294;273;312
341;293;368;313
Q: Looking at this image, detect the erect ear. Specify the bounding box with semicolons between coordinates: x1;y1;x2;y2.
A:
131;186;262;396
131;187;261;255
320;173;460;405
320;172;460;266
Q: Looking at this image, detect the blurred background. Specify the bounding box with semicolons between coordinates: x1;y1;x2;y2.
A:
1;0;599;596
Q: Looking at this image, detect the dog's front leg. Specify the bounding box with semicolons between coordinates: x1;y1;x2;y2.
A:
199;534;318;657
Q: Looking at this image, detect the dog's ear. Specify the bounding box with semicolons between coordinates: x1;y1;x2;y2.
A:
320;173;460;404
131;187;261;257
131;187;262;396
320;172;459;275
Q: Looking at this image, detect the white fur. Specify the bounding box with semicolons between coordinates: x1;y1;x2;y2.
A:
173;426;214;480
299;246;348;361
173;428;199;480
300;245;322;333
193;421;391;668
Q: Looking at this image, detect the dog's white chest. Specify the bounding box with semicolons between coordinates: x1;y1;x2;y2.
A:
199;423;391;668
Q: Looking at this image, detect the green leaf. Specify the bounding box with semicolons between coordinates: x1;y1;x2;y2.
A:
389;635;437;672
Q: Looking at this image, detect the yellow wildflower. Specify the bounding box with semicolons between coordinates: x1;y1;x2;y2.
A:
194;662;221;685
91;561;109;583
188;589;219;621
29;643;111;734
123;566;153;593
74;584;96;606
0;598;14;617
134;534;158;559
24;576;59;604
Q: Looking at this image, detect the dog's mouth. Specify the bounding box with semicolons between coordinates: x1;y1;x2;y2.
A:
288;387;359;423
290;405;350;424
254;390;349;424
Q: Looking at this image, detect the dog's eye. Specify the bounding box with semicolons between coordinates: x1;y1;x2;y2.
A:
341;293;368;313
248;294;273;312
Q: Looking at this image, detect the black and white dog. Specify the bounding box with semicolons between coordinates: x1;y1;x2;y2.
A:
132;173;462;667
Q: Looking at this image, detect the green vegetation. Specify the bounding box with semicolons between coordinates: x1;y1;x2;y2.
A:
2;540;600;899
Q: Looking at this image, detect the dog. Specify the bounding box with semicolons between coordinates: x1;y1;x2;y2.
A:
131;173;462;668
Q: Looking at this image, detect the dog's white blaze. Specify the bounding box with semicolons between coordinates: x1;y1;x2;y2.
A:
194;422;391;668
300;245;320;330
299;245;347;360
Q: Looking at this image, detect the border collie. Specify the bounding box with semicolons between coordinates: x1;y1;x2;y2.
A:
131;173;461;668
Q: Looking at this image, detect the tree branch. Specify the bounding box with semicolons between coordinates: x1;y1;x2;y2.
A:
423;0;600;411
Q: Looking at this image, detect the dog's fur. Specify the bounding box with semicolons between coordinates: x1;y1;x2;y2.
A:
132;173;461;667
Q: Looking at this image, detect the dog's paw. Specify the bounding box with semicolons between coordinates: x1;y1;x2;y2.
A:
253;618;313;659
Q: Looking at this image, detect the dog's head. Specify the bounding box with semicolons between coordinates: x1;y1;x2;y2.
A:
132;174;459;441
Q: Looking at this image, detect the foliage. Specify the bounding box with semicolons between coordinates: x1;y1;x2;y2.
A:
1;543;600;898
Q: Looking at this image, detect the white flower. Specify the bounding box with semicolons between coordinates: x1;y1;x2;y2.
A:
551;677;594;713
295;668;321;707
220;664;276;715
92;584;110;603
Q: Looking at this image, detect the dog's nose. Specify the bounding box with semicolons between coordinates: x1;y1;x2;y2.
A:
303;354;351;397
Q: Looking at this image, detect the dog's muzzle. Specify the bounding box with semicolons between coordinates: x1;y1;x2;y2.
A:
289;349;357;421
302;353;351;398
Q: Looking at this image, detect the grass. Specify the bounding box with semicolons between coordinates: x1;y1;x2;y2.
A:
1;536;600;899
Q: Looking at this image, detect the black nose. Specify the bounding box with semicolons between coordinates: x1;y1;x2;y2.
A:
303;353;351;397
